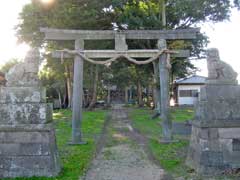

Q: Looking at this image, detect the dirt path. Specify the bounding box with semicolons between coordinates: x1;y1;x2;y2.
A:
83;105;170;180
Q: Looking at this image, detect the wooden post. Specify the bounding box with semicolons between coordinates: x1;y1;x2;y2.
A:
70;39;86;145
158;39;172;142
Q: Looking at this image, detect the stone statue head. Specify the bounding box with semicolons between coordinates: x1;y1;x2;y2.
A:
24;48;40;64
5;48;41;87
206;48;238;85
207;48;220;62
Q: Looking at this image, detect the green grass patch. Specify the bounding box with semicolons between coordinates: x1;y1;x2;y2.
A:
170;107;194;122
129;107;193;176
130;108;162;139
130;108;240;179
149;139;189;171
5;109;107;180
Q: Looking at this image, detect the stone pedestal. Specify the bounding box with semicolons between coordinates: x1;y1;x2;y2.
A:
186;85;240;175
0;49;60;178
186;48;240;175
0;124;60;177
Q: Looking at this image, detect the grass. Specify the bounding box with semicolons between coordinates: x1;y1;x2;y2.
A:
129;107;240;179
129;107;194;177
149;139;190;175
171;107;195;122
5;109;107;180
130;108;163;139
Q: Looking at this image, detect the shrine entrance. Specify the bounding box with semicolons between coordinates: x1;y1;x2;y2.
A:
41;28;199;144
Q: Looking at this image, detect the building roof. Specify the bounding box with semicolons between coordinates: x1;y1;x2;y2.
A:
175;75;206;84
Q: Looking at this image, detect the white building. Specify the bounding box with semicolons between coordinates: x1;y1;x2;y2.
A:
175;75;206;106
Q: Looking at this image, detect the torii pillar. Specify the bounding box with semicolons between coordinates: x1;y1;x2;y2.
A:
71;39;86;144
40;28;199;144
158;39;172;142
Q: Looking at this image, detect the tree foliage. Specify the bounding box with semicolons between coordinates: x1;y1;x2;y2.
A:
0;59;19;74
16;0;239;106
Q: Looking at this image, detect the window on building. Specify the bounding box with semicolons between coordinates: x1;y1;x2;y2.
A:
179;90;199;97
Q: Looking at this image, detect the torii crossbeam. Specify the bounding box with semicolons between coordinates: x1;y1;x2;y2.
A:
41;28;199;144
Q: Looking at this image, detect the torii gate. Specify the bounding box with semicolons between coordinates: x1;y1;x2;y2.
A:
40;28;199;144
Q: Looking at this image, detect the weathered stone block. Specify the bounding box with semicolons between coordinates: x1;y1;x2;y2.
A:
232;139;240;151
0;87;46;103
187;126;240;175
200;151;223;166
199;128;219;139
223;151;240;168
0;131;50;143
0;48;60;178
200;85;240;101
0;103;52;124
196;98;240;122
218;128;240;139
0;143;50;156
0;156;59;178
0;125;60;178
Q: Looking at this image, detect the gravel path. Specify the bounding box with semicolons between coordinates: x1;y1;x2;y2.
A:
83;105;169;180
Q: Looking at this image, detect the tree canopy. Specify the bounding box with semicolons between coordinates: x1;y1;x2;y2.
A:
16;0;240;107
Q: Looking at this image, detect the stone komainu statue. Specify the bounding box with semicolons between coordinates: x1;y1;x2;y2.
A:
207;48;238;85
6;48;40;87
186;48;240;175
0;48;60;178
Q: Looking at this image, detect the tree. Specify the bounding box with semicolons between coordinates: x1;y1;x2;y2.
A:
17;0;114;108
17;0;114;46
109;0;239;107
0;59;19;74
16;0;240;108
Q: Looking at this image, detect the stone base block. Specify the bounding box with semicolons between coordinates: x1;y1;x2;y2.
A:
0;87;46;103
0;103;52;124
186;125;240;175
195;85;240;122
0;124;60;178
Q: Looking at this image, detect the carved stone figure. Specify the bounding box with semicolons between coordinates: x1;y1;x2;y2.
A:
6;48;40;87
0;48;60;178
186;48;240;175
207;48;238;85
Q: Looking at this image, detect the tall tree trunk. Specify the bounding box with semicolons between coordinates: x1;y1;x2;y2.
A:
147;83;152;107
137;81;144;107
125;87;128;104
62;82;68;108
57;89;62;109
88;65;99;110
129;87;133;102
153;61;161;113
107;85;111;107
65;64;73;108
